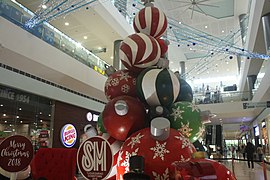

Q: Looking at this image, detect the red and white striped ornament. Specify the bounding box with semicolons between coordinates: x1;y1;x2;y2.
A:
133;6;167;38
120;33;161;73
100;133;123;180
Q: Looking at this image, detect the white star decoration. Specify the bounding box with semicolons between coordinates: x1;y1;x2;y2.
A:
170;106;185;121
150;141;170;161
152;168;170;180
196;126;205;138
117;71;131;81
187;103;200;112
175;133;194;153
179;122;193;138
127;133;144;149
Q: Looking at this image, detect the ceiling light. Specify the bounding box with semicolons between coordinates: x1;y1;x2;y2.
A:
64;22;69;26
4;121;7;123
41;4;47;9
3;113;6;116
40;120;43;122
205;26;208;29
179;22;182;24
0;104;3;107
226;61;229;64
98;47;102;50
20;121;23;123
219;118;222;121
9;124;12;127
110;56;113;59
16;116;19;118
83;36;88;40
19;108;22;111
221;30;225;33
48;114;51;117
262;65;265;68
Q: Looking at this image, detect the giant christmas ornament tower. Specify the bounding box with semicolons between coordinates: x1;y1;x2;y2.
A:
96;1;236;180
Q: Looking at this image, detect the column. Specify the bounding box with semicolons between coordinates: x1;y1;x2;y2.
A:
113;40;122;70
247;75;257;100
179;61;185;80
239;14;248;45
262;12;270;54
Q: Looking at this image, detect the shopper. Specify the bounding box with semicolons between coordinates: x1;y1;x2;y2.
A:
246;141;255;169
241;144;246;159
257;144;264;162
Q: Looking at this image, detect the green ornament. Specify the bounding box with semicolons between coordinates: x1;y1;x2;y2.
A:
96;113;106;134
169;101;203;143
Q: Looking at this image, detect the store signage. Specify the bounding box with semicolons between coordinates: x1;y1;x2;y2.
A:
77;136;113;180
61;124;77;148
0;135;33;172
86;112;99;122
243;101;270;109
0;88;30;104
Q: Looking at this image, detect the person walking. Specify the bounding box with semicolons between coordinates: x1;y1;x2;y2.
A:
257;144;264;162
241;144;246;160
246;141;255;169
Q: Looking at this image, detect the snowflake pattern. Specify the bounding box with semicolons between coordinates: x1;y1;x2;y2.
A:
152;168;170;180
170;106;184;121
105;76;113;89
187;103;200;112
179;122;193;138
150;141;170;161
127;133;144;149
132;78;136;85
117;150;123;166
117;71;131;81
175;133;194;152
121;84;130;93
121;148;139;173
111;78;120;86
196;126;205;138
179;155;190;162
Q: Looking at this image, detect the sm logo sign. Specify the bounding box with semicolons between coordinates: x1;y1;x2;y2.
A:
77;136;113;179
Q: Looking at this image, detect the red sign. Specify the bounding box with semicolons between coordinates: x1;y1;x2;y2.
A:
77;136;113;180
0;135;33;172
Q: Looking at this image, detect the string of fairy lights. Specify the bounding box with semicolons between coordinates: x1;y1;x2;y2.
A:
21;0;270;79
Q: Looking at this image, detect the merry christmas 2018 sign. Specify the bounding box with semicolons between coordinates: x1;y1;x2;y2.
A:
0;135;33;172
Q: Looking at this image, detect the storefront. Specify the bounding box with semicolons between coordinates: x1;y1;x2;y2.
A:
0;85;53;151
0;84;100;151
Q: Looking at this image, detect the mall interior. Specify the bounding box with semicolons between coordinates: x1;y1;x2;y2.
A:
1;0;270;179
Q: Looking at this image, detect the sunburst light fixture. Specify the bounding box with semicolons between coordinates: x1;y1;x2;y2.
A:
168;0;219;19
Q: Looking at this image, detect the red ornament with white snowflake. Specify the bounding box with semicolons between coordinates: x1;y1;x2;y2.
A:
116;128;196;180
105;70;137;101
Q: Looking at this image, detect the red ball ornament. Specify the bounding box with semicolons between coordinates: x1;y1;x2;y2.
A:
102;96;146;141
104;70;137;101
116;128;196;179
120;33;161;73
157;38;168;57
172;158;236;179
133;6;167;38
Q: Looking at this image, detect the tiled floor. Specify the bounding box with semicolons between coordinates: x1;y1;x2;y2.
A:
222;160;270;180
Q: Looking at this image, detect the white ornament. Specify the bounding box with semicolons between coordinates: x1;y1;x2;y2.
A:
170;106;184;121
150;141;170;161
152;168;170;180
127;133;145;149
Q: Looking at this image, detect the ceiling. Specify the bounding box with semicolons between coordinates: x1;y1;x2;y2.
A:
12;0;270;139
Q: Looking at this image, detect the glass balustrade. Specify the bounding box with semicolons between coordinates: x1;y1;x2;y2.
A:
0;0;109;76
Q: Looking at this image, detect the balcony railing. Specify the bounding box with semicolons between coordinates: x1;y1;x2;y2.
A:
0;0;109;76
